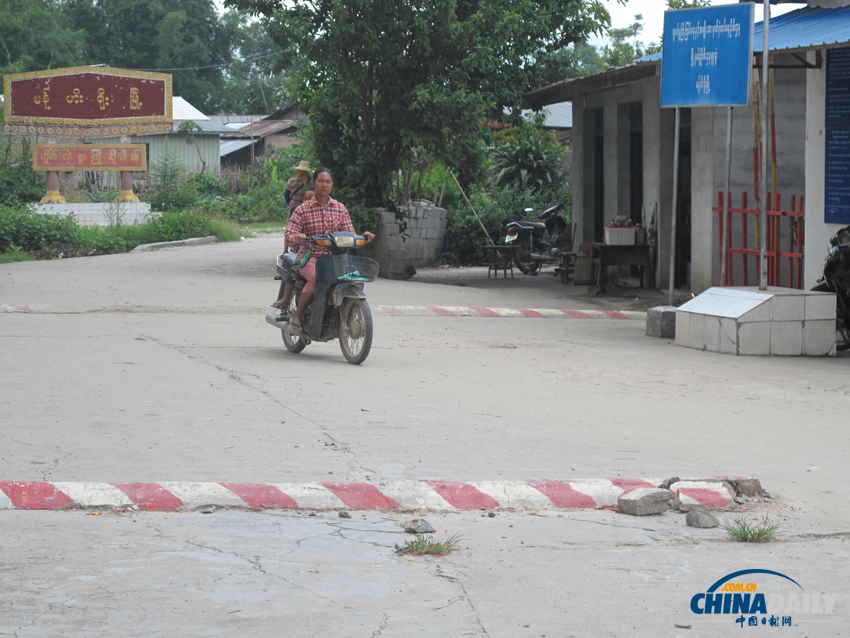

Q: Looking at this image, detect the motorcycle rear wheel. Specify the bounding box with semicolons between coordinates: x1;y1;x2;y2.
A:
513;239;541;275
339;298;373;364
281;295;307;353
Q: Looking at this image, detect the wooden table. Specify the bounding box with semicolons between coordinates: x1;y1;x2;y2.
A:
591;243;651;290
481;245;514;279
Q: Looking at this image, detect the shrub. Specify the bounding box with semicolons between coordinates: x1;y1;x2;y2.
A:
491;115;567;196
445;184;570;266
0;137;47;206
187;173;228;197
0;205;82;252
147;145;198;212
0;203;242;256
234;181;289;222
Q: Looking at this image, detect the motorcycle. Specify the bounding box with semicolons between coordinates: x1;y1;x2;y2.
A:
266;232;380;364
811;225;850;352
504;201;569;275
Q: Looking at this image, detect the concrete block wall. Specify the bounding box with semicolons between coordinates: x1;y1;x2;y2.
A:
31;203;156;227
371;201;447;279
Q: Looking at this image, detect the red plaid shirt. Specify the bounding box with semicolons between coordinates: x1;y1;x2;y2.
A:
285;196;355;260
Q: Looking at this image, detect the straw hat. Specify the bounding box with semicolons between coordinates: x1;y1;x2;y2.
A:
291;160;312;172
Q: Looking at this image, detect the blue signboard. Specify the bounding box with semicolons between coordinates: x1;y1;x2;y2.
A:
825;47;850;225
660;5;754;108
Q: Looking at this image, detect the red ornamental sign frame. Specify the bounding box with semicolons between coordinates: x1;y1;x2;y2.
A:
33;145;146;172
3;66;172;126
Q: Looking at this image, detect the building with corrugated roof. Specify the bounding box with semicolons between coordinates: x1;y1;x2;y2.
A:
525;5;850;294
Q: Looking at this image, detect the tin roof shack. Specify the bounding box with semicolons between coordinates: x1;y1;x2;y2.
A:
220;118;299;168
98;96;228;180
525;7;850;294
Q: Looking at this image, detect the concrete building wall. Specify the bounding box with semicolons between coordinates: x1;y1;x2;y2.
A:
804;48;847;290
691;107;716;294
575;77;687;289
568;50;840;296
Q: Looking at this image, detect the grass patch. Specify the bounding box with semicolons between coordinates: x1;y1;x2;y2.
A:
242;222;284;231
394;534;462;557
0;248;33;263
721;515;784;543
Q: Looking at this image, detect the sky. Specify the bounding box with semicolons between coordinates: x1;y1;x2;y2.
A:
590;0;802;48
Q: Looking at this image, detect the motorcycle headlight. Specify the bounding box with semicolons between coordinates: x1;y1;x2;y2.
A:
334;235;355;248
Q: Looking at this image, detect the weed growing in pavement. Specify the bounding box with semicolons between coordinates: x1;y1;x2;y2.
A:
721;515;784;543
394;534;462;556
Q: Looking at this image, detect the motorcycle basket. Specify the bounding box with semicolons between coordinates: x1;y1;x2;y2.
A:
333;254;380;283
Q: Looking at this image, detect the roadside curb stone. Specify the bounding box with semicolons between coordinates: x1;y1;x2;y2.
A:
618;488;675;516
132;236;217;252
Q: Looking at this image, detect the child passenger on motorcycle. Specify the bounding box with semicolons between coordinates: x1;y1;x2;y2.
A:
272;189;315;316
283;168;374;333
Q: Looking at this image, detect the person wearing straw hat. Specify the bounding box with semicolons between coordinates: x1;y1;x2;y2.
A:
285;160;313;215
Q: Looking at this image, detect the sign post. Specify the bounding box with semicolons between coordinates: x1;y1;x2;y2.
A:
661;5;754;302
3;66;171;203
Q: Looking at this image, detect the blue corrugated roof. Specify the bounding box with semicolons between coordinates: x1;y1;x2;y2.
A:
639;6;850;62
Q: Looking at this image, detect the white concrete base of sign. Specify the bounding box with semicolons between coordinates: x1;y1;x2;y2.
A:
30;202;156;227
675;287;837;356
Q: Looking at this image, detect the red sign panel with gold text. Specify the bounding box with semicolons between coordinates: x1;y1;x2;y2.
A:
4;66;171;126
33;145;147;172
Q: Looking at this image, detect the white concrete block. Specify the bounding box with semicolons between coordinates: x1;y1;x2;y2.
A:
772;294;805;321
806;292;837;321
803;319;837;356
738;322;771;356
719;317;737;354
738;300;772;323
675;311;690;347
770;321;803;356
704;316;721;353
678;288;768;319
688;314;705;350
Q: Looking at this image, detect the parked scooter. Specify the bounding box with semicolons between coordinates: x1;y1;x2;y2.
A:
504;201;569;275
266;232;379;364
812;225;850;351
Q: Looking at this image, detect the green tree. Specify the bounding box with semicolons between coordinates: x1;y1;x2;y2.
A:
216;11;288;114
0;0;83;89
225;0;610;205
601;14;646;68
62;0;234;112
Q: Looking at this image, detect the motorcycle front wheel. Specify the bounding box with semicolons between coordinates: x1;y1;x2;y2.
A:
281;295;307;353
338;298;373;364
513;239;541;275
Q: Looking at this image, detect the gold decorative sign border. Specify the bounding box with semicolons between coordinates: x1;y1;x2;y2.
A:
4;123;173;138
3;66;172;126
33;144;148;172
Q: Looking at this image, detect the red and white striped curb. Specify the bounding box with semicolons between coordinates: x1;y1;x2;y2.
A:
0;479;738;512
373;306;645;319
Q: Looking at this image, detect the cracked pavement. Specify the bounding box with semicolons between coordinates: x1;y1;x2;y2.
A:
1;235;848;636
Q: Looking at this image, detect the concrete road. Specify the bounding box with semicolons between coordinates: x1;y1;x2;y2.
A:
1;235;848;637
